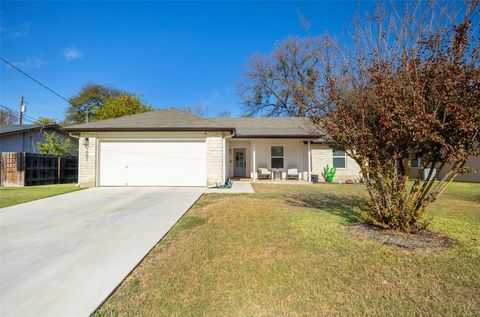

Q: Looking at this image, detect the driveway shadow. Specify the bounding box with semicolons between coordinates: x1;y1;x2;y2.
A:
286;192;364;224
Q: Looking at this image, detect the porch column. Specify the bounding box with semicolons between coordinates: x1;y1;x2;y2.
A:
307;140;312;182
252;142;256;182
222;137;226;183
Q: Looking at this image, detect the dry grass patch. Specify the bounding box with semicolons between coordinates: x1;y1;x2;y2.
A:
94;182;480;317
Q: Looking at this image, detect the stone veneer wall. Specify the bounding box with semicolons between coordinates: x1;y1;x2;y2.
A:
206;133;224;185
78;133;97;187
311;144;362;182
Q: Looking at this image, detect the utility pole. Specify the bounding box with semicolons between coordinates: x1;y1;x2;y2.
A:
19;96;24;126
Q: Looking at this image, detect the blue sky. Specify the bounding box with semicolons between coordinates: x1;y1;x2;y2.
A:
0;1;375;122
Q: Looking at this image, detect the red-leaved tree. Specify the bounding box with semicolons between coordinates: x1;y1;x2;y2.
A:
242;0;479;232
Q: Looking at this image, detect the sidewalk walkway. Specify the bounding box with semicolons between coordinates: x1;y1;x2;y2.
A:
206;181;254;194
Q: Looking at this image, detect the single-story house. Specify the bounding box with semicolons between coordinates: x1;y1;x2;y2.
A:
0;123;69;153
66;108;361;187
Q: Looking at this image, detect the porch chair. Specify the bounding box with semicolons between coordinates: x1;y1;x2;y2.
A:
257;167;272;180
287;167;299;180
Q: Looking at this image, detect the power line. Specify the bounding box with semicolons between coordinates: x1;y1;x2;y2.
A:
0;57;73;105
0;104;42;125
1;104;60;125
1;104;32;122
21;99;62;123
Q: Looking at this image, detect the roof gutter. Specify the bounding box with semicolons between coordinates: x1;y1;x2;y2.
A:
64;127;236;133
234;135;319;139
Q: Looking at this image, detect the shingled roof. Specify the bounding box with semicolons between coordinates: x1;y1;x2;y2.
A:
210;117;320;138
66;108;233;132
0;124;63;136
66;108;324;138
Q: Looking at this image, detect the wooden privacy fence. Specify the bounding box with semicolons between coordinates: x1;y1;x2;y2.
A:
0;152;78;187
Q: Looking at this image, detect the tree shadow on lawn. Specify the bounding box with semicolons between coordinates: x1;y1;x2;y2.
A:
286;191;454;251
286;192;364;225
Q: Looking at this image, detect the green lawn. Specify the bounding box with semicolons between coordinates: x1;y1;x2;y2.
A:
0;184;80;208
94;182;480;317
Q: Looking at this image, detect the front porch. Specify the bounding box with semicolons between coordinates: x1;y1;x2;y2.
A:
231;177;311;184
225;138;313;182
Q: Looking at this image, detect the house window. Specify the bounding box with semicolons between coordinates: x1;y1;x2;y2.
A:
411;157;420;168
271;146;284;169
332;149;346;168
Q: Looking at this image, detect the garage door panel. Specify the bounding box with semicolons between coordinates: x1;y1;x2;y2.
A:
99;141;206;187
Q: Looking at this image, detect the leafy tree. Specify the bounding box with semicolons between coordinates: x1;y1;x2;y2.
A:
37;132;76;156
241;0;479;232
37;117;56;125
95;94;153;121
66;83;123;124
0;109;18;125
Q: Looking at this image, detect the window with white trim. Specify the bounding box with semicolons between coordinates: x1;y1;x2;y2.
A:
271;146;284;169
332;149;346;168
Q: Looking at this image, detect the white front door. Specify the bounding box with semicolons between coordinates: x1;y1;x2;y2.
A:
99;140;206;186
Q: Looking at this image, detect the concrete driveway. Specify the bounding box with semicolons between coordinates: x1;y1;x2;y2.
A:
0;187;204;317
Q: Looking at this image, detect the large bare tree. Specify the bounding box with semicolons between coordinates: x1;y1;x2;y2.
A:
240;36;326;117
241;0;479;232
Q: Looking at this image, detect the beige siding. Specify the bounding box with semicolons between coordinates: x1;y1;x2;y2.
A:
311;145;362;182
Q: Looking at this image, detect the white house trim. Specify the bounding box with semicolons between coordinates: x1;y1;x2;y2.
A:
252;142;256;182
308;140;312;182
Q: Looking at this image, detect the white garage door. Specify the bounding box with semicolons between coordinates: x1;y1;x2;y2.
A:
99;140;207;187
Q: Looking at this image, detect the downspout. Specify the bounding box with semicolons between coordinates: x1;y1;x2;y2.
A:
69;132;81;186
222;130;235;185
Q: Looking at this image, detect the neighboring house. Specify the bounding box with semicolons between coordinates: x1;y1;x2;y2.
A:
66;108;361;187
0;124;69;153
408;156;480;182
